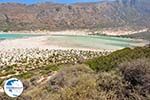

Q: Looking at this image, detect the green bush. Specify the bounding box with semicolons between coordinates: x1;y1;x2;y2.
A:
40;64;59;75
85;47;150;72
16;72;33;79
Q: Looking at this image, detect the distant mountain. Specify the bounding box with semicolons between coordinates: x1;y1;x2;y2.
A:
0;0;149;31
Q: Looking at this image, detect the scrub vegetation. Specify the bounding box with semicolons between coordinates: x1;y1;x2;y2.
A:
0;47;150;100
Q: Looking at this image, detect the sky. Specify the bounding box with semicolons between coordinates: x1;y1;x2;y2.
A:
0;0;103;4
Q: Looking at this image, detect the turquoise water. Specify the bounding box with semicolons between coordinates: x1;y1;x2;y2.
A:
0;33;35;40
47;35;142;50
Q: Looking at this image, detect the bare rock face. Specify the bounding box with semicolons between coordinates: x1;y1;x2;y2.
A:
0;0;149;31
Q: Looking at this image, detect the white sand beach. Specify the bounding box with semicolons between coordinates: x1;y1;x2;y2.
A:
1;30;92;36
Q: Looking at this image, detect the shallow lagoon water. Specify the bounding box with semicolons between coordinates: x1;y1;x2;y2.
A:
0;33;145;50
46;35;144;50
0;33;35;40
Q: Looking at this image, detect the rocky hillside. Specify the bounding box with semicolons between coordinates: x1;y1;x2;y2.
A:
0;0;149;31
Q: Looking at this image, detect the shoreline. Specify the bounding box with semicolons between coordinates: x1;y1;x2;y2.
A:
1;28;149;36
0;30;92;36
0;35;116;52
0;33;148;52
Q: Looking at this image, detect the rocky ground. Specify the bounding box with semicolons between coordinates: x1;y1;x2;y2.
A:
0;48;110;80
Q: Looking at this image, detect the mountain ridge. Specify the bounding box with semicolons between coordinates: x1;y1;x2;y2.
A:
0;0;149;32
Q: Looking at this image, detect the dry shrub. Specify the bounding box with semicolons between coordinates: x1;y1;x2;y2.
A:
119;58;150;99
48;64;94;91
0;93;11;100
19;58;150;100
47;65;129;100
36;64;100;100
96;70;149;100
59;74;99;100
96;71;124;99
0;93;31;100
120;58;150;86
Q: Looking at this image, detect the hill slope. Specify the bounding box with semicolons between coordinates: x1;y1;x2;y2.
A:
0;0;149;31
